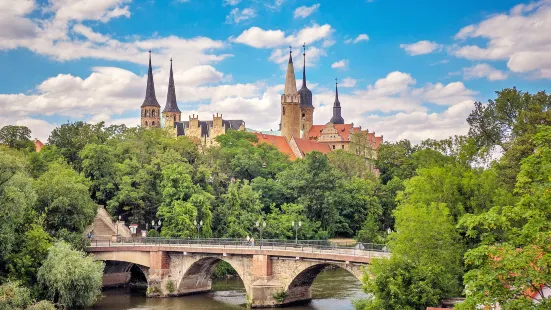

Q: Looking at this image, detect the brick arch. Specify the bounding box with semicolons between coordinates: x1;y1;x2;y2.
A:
177;256;250;297
283;262;364;304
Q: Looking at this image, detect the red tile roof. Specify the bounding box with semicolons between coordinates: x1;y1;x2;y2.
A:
254;133;296;160
307;124;357;141
34;139;44;152
293;137;331;157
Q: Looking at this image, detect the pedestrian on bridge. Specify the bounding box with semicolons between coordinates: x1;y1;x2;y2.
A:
251;237;255;247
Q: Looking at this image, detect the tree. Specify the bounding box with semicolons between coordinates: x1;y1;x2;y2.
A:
38;242;104;308
375;140;417;185
360;203;463;310
0;126;34;150
156;162;213;238
264;203;327;240
80;143;117;205
0;281;33;310
8;224;52;288
47;122;108;171
327;150;376;179
34;162;96;238
458;126;551;309
0;149;36;274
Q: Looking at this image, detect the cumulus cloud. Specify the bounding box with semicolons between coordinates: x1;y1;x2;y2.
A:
226;7;256;24
453;0;551;78
400;40;442;56
294;3;320;19
331;59;349;69
232;24;332;48
269;46;326;67
340;77;357;88
463;63;508;81
345;34;369;44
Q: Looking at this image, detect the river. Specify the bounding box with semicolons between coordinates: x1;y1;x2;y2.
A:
92;268;367;310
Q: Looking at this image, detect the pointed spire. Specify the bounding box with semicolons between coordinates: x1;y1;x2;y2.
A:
142;51;160;107
334;77;340;107
163;58;180;113
302;43;307;88
284;46;298;95
330;77;345;124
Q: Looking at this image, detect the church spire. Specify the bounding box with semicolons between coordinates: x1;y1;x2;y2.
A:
330;78;345;124
163;58;180;113
302;43;307;88
284;46;298;95
142;51;160;107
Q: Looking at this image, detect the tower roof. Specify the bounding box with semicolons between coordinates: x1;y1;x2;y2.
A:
330;78;345;124
163;59;181;113
141;51;160;108
298;43;313;109
284;47;298;95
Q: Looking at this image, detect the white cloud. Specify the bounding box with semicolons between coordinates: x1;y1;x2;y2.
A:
226;7;256;24
331;59;349;70
266;0;285;11
0;117;57;142
223;0;241;5
463;63;508;81
453;0;551;78
269;46;326;67
345;34;369;44
340;77;357;88
400;40;442;56
72;24;109;42
232;24;332;48
294;3;320;19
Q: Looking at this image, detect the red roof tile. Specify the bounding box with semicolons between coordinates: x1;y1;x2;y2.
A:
293;137;331;156
307;124;356;141
254;133;296;160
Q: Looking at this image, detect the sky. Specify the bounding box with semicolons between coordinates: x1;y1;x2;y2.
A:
1;0;550;143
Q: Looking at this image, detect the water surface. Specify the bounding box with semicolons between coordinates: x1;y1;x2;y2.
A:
92;268;366;310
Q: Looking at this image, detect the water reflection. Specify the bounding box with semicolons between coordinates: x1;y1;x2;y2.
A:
91;268;367;310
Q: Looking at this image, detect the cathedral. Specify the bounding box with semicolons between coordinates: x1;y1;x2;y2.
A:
139;48;382;162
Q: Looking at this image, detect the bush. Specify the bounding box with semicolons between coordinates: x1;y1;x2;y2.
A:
212;261;237;279
26;300;56;310
37;241;104;308
0;281;33;310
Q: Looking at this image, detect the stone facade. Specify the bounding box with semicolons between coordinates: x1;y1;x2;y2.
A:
179;114;245;146
141;107;161;128
281;95;301;141
300;107;314;139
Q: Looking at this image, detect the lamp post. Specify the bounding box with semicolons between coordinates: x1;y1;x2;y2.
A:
116;215;121;242
151;219;162;232
194;219;203;240
256;220;266;247
292;220;302;244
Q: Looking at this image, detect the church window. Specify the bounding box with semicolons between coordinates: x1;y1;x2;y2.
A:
332;145;335;150
145;110;149;117
152;110;156;117
302;113;305;118
145;121;148;126
152;121;155;126
174;115;177;122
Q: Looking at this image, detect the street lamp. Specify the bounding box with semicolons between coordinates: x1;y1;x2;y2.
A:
256;220;266;247
292;220;302;244
116;215;122;242
151;219;162;231
194;219;203;240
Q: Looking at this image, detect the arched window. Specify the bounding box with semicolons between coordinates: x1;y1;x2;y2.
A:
152;110;156;117
152;121;155;126
145;121;148;126
174;115;177;122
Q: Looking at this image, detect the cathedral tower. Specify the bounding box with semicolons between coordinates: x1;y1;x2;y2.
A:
298;43;314;138
141;51;161;128
162;58;181;126
330;78;345;124
280;48;301;141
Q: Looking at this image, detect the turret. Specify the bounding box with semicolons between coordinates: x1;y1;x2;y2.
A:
298;43;314;138
329;78;345;124
162;58;182;126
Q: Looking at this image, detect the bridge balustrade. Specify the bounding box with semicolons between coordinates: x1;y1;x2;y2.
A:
89;237;389;257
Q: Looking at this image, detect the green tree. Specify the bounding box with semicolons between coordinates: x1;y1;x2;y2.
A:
8;225;52;288
37;242;104;308
327;150;376;179
264;203;327;240
34;162;96;238
0;126;34;150
375;140;417;185
0;281;33;310
458;126;551;309
80;143;117;205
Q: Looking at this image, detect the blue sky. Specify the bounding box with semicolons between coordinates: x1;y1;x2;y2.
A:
1;0;550;142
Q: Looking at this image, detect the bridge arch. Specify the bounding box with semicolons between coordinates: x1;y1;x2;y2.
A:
282;261;364;304
176;256;250;298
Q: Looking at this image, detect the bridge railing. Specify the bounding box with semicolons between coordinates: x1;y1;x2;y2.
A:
89;237;390;257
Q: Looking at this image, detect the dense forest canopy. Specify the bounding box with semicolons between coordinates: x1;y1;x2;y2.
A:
0;87;550;309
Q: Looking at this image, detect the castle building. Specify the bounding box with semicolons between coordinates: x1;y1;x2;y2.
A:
140;53;245;145
298;44;314;138
141;51;161;128
280;48;302;141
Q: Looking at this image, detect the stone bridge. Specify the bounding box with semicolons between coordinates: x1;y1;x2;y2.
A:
87;239;390;308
